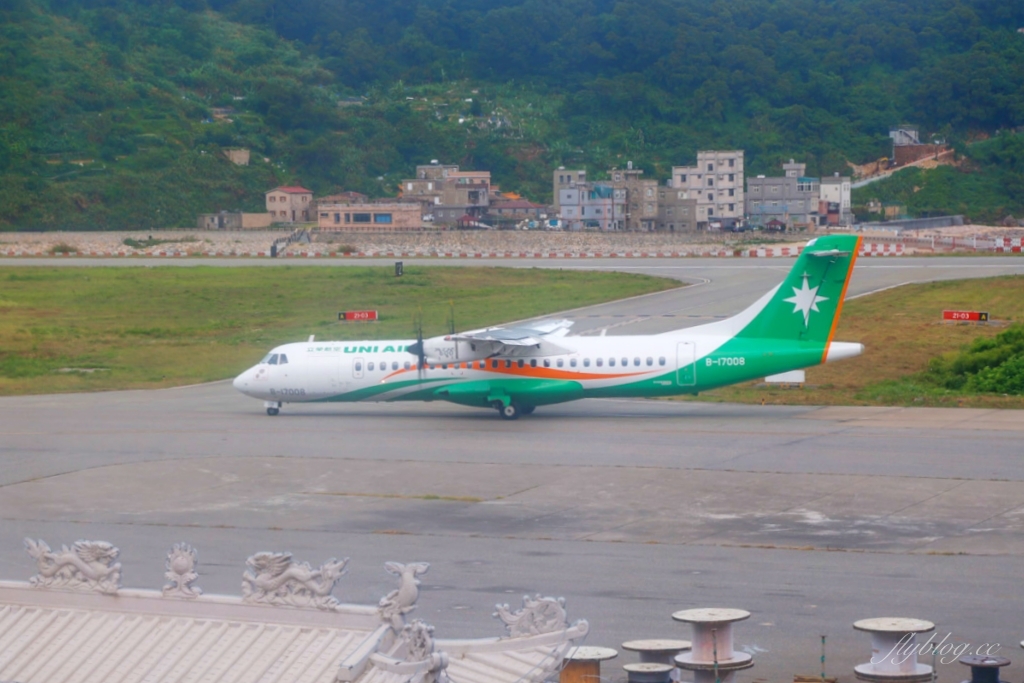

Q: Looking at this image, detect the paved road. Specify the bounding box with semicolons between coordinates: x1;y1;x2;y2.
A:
1;255;1022;682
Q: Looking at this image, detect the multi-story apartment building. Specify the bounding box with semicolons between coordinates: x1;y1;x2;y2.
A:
671;151;744;229
265;186;313;223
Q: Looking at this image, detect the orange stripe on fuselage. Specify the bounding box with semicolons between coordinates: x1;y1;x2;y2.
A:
821;235;861;363
382;363;648;382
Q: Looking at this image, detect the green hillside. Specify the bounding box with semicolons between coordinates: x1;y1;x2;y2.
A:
2;0;1024;229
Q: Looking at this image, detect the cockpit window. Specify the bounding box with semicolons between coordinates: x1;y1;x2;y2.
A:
279;354;288;365
268;354;279;365
260;353;273;364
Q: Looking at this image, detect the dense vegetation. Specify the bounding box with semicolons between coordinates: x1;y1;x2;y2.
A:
926;323;1024;395
3;0;1024;229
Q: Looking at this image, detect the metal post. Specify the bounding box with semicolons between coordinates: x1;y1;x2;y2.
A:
712;628;720;683
821;635;827;682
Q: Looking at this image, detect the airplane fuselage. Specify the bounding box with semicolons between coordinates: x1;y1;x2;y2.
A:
233;235;865;418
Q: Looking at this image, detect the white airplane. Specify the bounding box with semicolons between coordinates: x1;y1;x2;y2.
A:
233;235;864;419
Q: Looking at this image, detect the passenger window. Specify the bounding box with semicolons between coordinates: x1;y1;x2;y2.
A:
429;363;436;370
441;364;448;370
646;357;653;366
404;361;411;370
392;361;399;371
355;361;362;371
659;357;666;366
609;358;616;367
530;359;537;367
570;359;578;367
621;358;627;367
583;359;591;367
491;360;499;369
517;359;525;368
596;358;603;367
634;357;641;366
279;354;288;364
557;359;564;368
368;361;374;371
505;360;512;368
543;359;550;368
269;354;279;365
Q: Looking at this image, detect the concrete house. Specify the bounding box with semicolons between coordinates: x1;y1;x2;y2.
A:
746;160;819;229
318;202;423;232
265;186;313;223
608;163;657;231
656;184;699;232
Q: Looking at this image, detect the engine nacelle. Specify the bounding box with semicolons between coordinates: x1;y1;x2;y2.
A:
407;336;494;365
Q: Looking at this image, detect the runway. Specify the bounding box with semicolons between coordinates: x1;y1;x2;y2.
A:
1;255;1023;681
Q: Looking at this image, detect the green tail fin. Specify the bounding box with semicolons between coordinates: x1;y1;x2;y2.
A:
736;234;861;343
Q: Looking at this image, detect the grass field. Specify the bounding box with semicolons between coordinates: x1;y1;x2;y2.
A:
0;266;677;395
687;274;1024;408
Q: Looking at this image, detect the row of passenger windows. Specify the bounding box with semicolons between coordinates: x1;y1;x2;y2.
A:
352;357;668;372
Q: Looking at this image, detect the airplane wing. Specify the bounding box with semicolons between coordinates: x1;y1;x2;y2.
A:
453;319;574;347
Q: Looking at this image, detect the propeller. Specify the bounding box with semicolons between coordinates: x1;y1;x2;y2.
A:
447;300;457;360
408;310;427;379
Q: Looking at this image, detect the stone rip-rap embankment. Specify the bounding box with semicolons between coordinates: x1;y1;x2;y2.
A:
0;225;1019;257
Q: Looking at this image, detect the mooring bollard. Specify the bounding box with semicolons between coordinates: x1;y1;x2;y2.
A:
672;608;754;683
958;655;1010;683
853;618;935;683
561;646;618;683
624;662;676;683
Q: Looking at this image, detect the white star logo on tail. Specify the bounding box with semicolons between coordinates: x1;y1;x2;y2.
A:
783;272;828;326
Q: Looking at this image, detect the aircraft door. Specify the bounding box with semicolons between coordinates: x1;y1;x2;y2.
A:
676;342;696;386
353;357;364;379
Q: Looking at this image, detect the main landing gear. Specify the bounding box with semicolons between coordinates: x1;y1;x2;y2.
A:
265;401;281;416
493;402;535;420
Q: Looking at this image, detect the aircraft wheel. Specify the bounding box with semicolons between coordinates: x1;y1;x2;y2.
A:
521;405;536;415
266;407;280;416
499;403;520;420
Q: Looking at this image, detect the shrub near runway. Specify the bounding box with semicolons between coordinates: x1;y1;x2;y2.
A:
0;266;677;395
691;275;1024;409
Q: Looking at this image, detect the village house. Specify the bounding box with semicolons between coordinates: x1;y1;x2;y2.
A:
197;211;272;230
318;202;423;232
265;186;313;223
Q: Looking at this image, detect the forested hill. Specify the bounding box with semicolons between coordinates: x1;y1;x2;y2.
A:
3;0;1024;230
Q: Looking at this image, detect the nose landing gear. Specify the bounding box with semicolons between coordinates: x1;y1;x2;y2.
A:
264;401;281;416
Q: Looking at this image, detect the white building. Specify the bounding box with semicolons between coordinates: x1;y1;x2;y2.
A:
819;172;852;225
671;150;744;229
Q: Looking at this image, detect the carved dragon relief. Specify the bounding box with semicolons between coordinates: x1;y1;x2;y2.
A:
24;538;122;595
162;543;201;598
493;594;570;637
241;551;348;610
378;561;430;630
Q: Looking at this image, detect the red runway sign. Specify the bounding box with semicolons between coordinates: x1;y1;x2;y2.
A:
943;310;988;322
339;310;379;321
